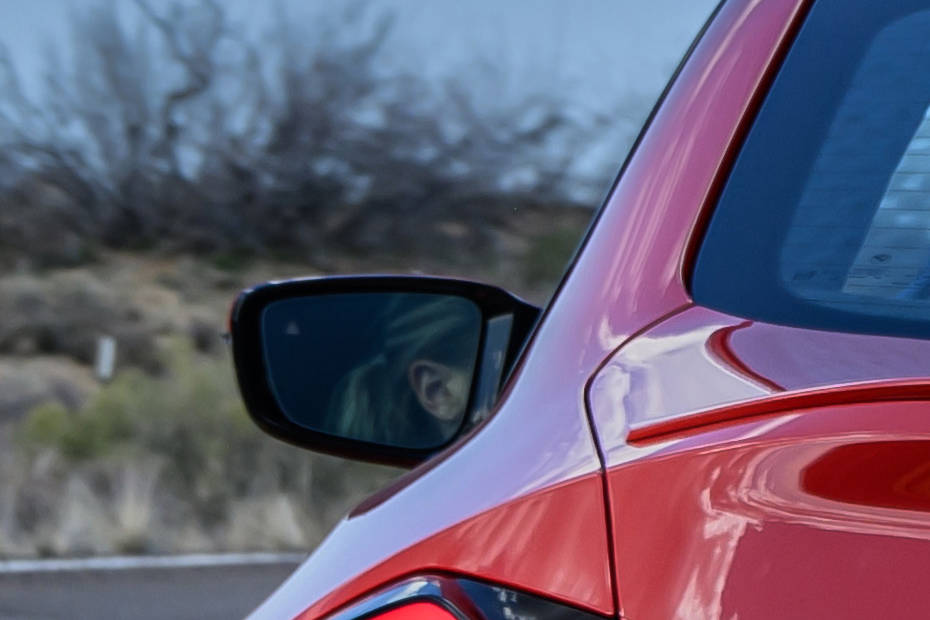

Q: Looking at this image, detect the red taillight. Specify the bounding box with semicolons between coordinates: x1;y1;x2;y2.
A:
369;602;458;620
309;575;605;620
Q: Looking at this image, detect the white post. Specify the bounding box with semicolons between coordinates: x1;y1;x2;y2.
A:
95;336;117;382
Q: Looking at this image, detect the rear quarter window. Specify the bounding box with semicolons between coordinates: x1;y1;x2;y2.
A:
693;0;930;339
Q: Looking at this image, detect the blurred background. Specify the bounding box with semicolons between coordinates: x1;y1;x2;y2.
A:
0;0;715;563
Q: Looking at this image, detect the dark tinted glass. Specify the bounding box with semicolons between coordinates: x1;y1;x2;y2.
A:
693;0;930;339
261;293;481;450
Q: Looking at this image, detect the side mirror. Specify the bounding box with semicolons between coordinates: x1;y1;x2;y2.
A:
229;275;539;466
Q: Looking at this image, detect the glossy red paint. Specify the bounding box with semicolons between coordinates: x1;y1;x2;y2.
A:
575;0;930;611
290;474;611;620
575;0;930;615
249;0;817;618
590;302;930;616
605;402;930;619
704;321;784;392
246;0;930;617
247;288;616;616
246;246;615;613
803;441;930;513
626;379;930;444
590;305;930;448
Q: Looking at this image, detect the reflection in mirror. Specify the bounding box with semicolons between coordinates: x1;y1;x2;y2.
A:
261;293;482;450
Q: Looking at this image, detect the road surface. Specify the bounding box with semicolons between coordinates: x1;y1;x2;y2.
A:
0;555;303;620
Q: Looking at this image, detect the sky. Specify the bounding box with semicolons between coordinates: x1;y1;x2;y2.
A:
0;0;719;198
0;0;717;109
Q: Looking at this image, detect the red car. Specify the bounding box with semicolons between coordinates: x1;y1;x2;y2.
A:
230;0;930;617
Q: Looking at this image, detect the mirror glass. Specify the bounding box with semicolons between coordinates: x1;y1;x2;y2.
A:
261;292;482;450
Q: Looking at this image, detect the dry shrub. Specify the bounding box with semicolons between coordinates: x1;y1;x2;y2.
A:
8;339;397;558
0;271;161;372
0;1;603;268
0;357;96;422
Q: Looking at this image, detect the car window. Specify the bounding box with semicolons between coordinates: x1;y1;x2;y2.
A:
693;0;930;339
842;105;930;304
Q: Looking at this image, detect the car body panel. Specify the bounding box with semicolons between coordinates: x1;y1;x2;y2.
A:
248;0;930;617
579;0;930;615
291;473;611;620
604;402;930;619
590;305;930;455
247;250;615;619
249;0;811;617
247;374;610;620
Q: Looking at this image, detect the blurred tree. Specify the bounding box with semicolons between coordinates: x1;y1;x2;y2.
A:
0;0;607;267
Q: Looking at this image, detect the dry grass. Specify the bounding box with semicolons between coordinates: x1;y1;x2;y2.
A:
0;203;588;559
4;340;397;559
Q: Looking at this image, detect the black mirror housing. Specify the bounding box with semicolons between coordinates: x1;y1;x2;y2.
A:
229;275;539;467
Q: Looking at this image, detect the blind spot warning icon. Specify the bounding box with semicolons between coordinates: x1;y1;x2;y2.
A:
285;321;300;336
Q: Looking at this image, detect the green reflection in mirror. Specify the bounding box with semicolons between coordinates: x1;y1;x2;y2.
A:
261;293;482;450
